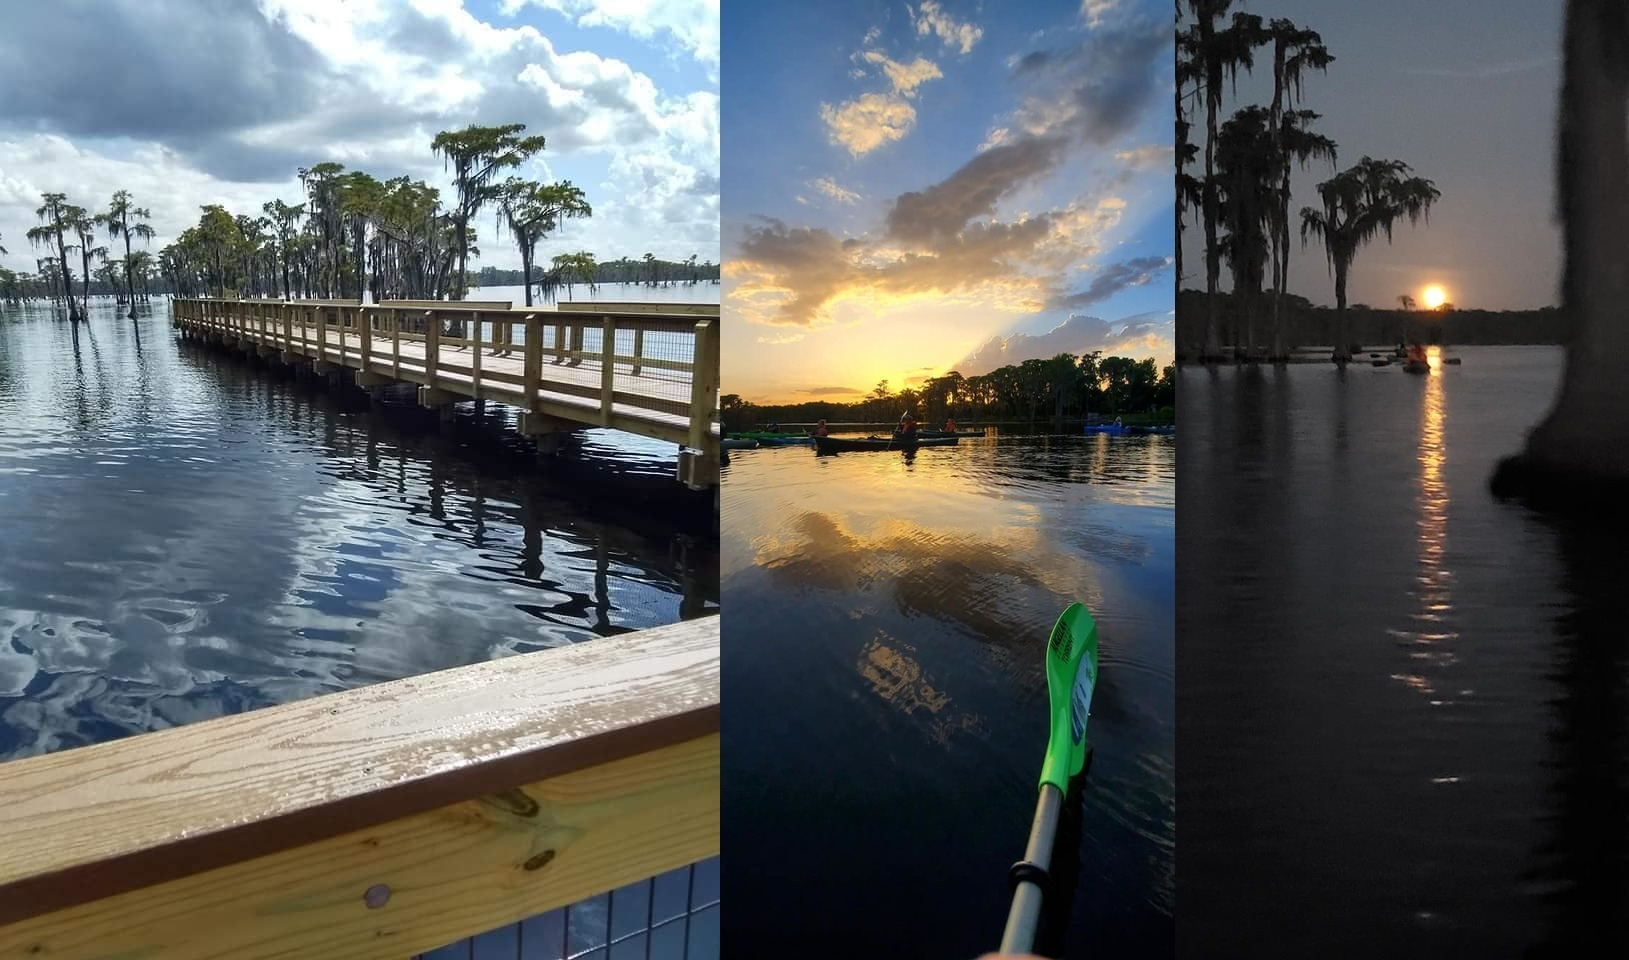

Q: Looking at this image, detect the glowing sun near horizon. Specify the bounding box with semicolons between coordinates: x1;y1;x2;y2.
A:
1422;284;1448;309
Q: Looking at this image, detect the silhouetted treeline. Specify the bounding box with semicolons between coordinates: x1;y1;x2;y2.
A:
722;352;1175;433
1177;290;1567;351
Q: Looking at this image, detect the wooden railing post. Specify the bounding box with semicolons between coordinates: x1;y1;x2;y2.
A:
632;325;644;376
688;319;718;450
471;311;483;398
391;308;401;379
523;313;540;410
425;310;439;384
600;315;616;426
360;305;372;370
337;306;348;364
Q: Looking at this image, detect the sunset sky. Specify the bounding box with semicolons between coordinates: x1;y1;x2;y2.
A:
1178;0;1561;312
722;0;1174;404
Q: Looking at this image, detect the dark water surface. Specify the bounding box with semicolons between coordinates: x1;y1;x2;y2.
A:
0;299;716;762
720;431;1174;957
1180;346;1629;957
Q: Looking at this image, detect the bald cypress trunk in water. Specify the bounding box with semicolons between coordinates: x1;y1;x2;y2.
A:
1494;0;1629;494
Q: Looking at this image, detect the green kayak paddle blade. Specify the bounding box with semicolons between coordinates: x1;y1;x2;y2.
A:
1039;602;1099;792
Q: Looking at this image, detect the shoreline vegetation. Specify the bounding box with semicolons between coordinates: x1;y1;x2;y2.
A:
1178;3;1438;365
1176;290;1566;358
723;352;1175;435
0;122;715;317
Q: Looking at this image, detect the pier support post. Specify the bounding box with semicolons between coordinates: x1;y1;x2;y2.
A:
520;411;578;456
677;447;720;491
418;386;459;424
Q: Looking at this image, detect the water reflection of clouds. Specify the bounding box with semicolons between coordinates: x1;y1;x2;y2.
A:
856;631;985;745
754;511;1108;649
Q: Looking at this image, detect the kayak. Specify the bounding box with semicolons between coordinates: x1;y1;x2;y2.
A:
1403;360;1429;374
914;429;986;438
738;431;809;441
814;435;959;453
1126;425;1175;435
1084;424;1129;434
755;436;812;447
721;438;759;450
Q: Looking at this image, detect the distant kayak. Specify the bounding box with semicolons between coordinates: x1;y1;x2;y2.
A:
1084;424;1129;434
755;436;813;447
738;431;809;441
1403;360;1429;374
722;438;759;450
814;435;959;453
907;429;985;439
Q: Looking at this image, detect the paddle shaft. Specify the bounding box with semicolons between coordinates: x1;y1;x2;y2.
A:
1000;782;1064;954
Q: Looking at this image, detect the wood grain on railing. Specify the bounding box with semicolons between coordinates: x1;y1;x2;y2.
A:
0;616;719;956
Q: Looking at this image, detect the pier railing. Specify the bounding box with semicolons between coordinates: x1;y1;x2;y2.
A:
171;298;721;457
0;617;720;959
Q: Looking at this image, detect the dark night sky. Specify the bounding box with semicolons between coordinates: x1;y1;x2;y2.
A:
1181;0;1564;311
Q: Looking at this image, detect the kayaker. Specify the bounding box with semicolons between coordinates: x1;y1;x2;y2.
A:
1407;342;1427;365
898;412;919;440
1113;417;1123;428
767;419;780;432
814;419;829;438
945;415;958;432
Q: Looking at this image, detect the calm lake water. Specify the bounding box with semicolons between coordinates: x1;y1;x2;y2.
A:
0;295;717;763
1180;346;1629;956
720;431;1174;957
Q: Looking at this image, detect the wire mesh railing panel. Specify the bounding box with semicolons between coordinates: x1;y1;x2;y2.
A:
413;856;720;960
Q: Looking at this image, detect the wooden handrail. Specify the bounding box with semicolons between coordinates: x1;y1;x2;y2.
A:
0;617;719;956
555;301;718;316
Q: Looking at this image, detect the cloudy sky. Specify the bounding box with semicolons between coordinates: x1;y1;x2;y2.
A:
0;0;719;277
1179;0;1561;312
721;0;1174;404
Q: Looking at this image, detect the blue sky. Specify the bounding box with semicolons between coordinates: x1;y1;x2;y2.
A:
722;0;1173;403
0;0;719;277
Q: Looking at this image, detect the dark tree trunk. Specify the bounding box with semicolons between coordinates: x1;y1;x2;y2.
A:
1497;0;1629;485
1332;260;1351;362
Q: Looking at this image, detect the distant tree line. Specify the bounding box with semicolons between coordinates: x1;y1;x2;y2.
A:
474;254;718;290
722;352;1175;433
1179;3;1439;363
1176;289;1567;350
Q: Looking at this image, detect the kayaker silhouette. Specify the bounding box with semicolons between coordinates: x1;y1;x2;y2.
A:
945;414;958;432
899;411;919;440
814;419;828;437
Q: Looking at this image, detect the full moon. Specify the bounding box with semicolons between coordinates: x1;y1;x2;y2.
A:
1423;284;1447;309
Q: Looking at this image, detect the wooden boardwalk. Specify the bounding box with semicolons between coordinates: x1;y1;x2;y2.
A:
172;297;721;488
